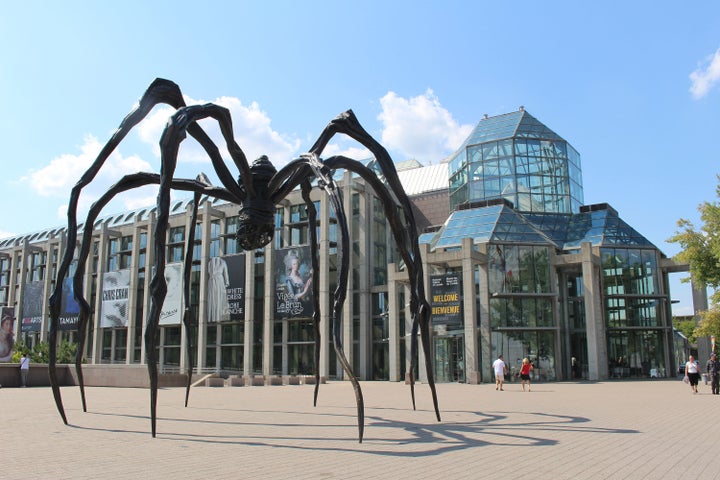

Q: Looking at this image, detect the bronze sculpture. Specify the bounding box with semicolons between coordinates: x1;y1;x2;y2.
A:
47;78;440;442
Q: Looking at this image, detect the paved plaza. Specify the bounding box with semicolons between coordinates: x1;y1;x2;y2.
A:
2;378;718;479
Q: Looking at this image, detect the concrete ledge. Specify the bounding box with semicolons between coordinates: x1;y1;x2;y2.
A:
283;375;300;385
267;375;282;386
250;376;265;386
228;375;244;387
299;375;326;385
205;377;225;387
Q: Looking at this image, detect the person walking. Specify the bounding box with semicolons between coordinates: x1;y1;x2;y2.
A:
685;355;700;394
519;357;534;392
493;354;507;391
19;353;30;387
706;352;720;395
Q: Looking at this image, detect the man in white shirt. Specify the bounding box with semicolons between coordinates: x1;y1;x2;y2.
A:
493;354;507;391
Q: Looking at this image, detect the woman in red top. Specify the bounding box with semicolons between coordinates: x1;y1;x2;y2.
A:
520;358;533;392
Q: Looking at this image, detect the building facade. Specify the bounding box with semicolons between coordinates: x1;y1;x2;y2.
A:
0;108;691;383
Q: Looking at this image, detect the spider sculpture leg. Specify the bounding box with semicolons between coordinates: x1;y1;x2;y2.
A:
49;171;232;425
267;113;441;441
182;194;201;407
145;103;261;436
301;181;323;406
321;154;439;422
182;174;214;407
48;78;247;424
304;110;440;421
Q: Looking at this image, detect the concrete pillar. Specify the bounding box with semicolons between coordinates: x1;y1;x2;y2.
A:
691;277;708;319
403;282;413;382
91;228;109;363
140;212;156;366
477;243;492;383
243;252;254;376
192;204;212;373
262;240;274;377
319;189;331;378
41;242;56;344
126;224;142;364
357;185;370;380
388;263;401;382
417;243;430;383
581;242;606;380
16;242;30;342
461;238;481;384
8;247;20;342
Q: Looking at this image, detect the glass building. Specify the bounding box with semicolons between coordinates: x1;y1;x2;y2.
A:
0;108;694;387
448;106;583;214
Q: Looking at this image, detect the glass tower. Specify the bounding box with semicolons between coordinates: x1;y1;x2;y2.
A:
447;107;583;214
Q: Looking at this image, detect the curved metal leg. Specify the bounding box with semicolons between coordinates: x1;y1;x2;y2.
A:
301;181;322;406
183;188;203;407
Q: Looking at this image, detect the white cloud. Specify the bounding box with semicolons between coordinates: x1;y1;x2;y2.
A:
690;48;720;99
136;95;301;170
23;94;304;223
319;142;371;161
23;135;155;222
0;230;15;239
378;89;473;164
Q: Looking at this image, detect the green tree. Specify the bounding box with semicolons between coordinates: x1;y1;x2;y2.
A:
695;308;720;340
673;318;698;343
11;339;78;363
668;176;720;305
668;175;720;340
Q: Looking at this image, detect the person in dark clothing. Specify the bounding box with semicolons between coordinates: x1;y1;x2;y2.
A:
706;352;720;395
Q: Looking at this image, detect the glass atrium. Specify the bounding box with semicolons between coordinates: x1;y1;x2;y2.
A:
447;107;583;214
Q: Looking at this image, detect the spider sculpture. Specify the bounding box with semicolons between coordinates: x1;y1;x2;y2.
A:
47;78;440;443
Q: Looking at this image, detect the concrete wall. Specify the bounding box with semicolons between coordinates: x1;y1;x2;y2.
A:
0;363;188;388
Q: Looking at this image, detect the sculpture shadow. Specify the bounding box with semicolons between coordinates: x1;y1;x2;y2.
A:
71;405;639;458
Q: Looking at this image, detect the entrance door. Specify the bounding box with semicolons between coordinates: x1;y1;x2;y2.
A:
434;335;465;382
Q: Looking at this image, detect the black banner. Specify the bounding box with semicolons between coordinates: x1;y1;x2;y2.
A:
430;273;463;326
58;277;80;330
207;254;246;322
21;281;43;332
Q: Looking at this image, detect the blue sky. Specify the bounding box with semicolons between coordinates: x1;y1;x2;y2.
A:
2;1;719;315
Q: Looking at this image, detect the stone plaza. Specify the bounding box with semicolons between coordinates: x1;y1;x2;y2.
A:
2;378;716;479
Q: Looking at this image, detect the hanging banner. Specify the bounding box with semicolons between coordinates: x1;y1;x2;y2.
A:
225;254;246;321
274;247;314;319
159;262;183;325
0;306;15;362
21;281;43;332
101;269;130;328
207;254;246;322
430;273;463;326
59;276;81;330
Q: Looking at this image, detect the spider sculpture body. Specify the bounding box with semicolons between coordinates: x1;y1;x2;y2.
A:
47;78;440;442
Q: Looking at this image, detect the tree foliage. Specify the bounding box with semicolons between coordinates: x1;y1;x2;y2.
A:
695;307;720;340
673;318;698;343
669;176;720;341
668;175;720;306
12;339;78;364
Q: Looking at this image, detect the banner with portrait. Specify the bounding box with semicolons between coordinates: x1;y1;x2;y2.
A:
101;269;130;328
430;273;463;326
20;281;43;332
159;262;183;325
274;247;314;319
0;306;15;362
